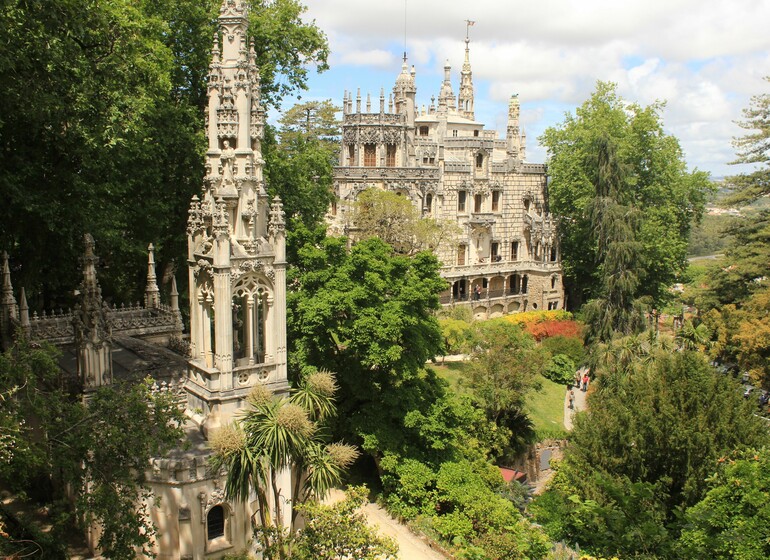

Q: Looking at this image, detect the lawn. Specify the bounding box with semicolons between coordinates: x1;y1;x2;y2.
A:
526;375;567;439
430;362;567;440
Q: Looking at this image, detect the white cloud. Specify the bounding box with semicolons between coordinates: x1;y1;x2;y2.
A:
299;0;770;175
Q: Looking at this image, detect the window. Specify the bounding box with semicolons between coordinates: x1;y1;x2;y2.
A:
452;129;458;137
474;194;482;213
419;126;429;136
458;191;467;212
331;200;337;216
347;145;355;166
551;275;558;290
207;505;225;540
491;242;500;262
492;191;500;212
550;246;557;261
476;153;483;169
363;144;376;167
457;244;466;265
473;130;479;137
521;275;528;294
386;144;396;167
511;241;519;261
425;193;433;215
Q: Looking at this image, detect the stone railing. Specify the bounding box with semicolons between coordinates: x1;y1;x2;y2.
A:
441;260;561;279
25;303;181;345
334;166;439;181
343;113;404;126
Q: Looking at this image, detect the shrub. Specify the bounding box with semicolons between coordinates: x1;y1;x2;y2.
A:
541;335;586;366
544;354;576;386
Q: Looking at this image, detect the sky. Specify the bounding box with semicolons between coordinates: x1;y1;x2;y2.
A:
273;0;770;178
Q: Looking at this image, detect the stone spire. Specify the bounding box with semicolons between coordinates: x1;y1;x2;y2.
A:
73;234;112;392
145;243;160;309
1;251;18;349
506;94;522;163
437;60;456;113
19;287;29;334
393;55;417;124
458;37;475;119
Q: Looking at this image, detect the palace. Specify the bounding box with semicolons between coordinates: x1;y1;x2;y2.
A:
329;38;564;316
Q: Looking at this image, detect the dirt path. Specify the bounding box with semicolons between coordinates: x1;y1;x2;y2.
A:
325;490;448;560
564;368;589;430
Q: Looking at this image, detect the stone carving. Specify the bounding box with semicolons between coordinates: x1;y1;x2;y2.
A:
220;140;235;185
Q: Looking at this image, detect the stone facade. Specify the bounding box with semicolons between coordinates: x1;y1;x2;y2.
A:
330;39;564;317
0;1;288;557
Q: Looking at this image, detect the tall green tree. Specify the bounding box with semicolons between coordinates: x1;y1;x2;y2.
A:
532;348;769;559
265;100;340;230
677;447;770;560
540;82;711;311
287;230;454;466
725;76;770;205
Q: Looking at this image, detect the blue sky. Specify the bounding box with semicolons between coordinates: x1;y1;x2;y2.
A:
272;0;770;178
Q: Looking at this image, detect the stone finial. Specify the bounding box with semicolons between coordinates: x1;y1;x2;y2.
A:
1;251;17;310
268;196;286;234
366;92;371;113
19;287;29;329
170;275;180;312
356;88;361;113
145;243;160;309
379;88;385;113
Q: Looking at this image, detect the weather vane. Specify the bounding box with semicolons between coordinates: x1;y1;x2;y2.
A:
465;19;475;41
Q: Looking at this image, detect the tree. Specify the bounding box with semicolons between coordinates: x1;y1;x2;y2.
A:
0;338;185;559
288;231;461;467
532;349;770;558
210;370;358;559
725;76;770;205
265;100;340;230
278;99;341;145
540;82;712;310
465;321;545;457
292;486;398;560
0;0;329;308
677;448;770;560
352;189;459;255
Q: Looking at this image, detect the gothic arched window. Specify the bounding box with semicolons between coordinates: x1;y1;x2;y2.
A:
207;505;225;540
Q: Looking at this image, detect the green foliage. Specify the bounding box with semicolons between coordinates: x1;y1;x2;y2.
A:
532;349;770;559
544;355;576;386
0;0;328;307
381;457;549;559
541;81;712;311
292;486;398;560
724;76;770;206
288;233;460;465
465;321;544;459
352;189;459;255
439;317;474;355
676;448;770;559
0;338;184;559
686;212;735;257
211;371;358;559
540;335;586;368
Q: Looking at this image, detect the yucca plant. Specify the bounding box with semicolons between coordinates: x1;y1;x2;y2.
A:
209;370;357;559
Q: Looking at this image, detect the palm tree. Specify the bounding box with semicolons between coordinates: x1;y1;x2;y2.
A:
209;371;358;559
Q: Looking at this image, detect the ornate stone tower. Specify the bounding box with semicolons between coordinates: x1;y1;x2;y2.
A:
186;0;288;435
458;38;475;120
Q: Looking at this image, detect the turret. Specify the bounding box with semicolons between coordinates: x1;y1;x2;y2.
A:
506;94;522;163
437;60;456;114
393;55;417;126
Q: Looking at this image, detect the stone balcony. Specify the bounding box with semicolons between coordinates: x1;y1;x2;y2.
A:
441;259;561;280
